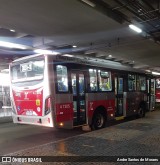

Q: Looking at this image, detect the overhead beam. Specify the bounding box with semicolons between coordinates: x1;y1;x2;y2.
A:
78;0;128;24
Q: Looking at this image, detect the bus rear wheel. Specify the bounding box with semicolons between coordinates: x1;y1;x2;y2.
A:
91;111;106;130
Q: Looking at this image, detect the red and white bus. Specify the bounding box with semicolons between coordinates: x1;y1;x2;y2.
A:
9;54;155;129
156;78;160;103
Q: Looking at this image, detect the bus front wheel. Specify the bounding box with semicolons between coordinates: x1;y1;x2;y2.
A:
91;111;106;130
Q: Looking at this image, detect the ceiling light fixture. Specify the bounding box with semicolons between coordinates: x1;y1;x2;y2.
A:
0;41;27;49
63;54;74;57
34;49;59;55
72;45;77;48
81;0;96;7
108;54;112;58
145;70;151;73
129;24;142;33
10;29;15;32
152;71;160;75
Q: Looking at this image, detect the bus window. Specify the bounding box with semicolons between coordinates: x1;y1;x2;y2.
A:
128;74;136;91
156;78;160;89
118;78;123;94
98;70;112;91
89;69;97;91
11;60;44;82
79;74;84;95
56;65;68;92
71;73;77;96
137;75;146;91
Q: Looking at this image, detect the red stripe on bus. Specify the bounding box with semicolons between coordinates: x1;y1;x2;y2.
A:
88;100;115;117
56;103;73;122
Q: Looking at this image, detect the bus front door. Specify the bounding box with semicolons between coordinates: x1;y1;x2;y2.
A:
71;71;86;126
115;76;125;119
148;78;155;111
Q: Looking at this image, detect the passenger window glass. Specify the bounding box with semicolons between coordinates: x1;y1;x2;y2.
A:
98;70;112;91
71;73;77;96
151;79;155;94
56;65;68;92
89;69;97;91
118;78;123;94
11;60;44;82
79;74;84;95
128;74;136;91
137;75;146;91
156;78;160;89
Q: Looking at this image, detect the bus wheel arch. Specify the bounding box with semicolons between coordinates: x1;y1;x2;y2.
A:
91;106;107;130
137;101;146;118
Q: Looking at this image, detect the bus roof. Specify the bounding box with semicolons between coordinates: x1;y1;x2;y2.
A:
11;53;147;74
11;54;44;62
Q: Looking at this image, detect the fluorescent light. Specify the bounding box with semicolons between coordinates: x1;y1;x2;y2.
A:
0;41;27;49
63;54;74;57
72;45;77;48
34;49;59;55
81;0;96;7
129;24;142;33
10;29;15;32
146;70;150;72
152;71;160;75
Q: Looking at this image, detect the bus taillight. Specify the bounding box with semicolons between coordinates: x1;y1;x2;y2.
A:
45;97;51;115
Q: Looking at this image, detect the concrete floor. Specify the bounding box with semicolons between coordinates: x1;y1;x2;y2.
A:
0;124;84;156
4;110;160;165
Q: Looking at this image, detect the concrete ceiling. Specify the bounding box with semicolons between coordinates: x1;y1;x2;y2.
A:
0;0;160;73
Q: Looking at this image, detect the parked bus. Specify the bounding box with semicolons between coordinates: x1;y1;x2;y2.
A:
9;54;155;129
156;78;160;103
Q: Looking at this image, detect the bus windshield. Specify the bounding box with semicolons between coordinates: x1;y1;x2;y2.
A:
11;60;44;83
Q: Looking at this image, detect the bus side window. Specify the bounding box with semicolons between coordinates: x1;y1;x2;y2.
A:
89;69;98;91
79;74;84;95
156;79;160;88
136;75;146;91
56;65;68;92
71;75;77;96
128;74;136;91
98;70;112;91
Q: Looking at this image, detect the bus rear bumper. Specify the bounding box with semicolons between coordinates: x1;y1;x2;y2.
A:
12;113;54;127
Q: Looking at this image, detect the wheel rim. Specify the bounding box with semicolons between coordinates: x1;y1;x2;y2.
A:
95;114;104;128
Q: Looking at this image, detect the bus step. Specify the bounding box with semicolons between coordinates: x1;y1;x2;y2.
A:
115;116;124;120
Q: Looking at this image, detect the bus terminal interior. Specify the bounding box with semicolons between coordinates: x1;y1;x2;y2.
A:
0;0;160;121
0;0;160;163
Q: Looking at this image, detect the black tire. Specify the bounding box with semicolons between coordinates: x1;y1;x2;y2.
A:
91;111;106;130
137;105;145;118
